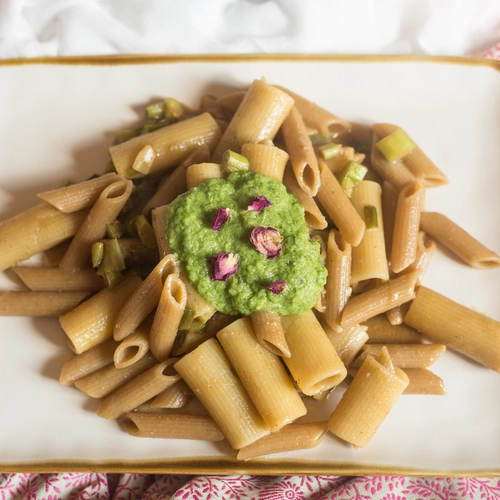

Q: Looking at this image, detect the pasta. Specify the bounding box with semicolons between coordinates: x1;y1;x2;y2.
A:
1;79;499;458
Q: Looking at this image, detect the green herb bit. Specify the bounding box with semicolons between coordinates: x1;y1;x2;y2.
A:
107;221;124;239
364;205;379;229
91;242;104;268
98;238;126;275
141;119;173;134
163;98;184;120
318;142;342;160
375;129;416;162
309;133;333;146
188;319;205;334
178;308;195;331
125;215;139;237
135;215;158;249
220;150;250;173
337;161;368;197
146;101;164;120
102;270;124;289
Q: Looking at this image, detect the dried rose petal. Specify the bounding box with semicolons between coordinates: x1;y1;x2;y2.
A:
267;281;288;294
250;226;283;260
210;253;238;281
246;196;273;212
212;208;233;231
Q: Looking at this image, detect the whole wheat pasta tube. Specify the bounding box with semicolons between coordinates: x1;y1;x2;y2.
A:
341;270;418;329
281;310;347;396
0;290;90;316
216;91;245;113
37;172;123;213
149;379;191;409
328;347;409;448
151;205;171;257
419;211;500;269
382;180;398;260
350;343;446;369
74;351;157;399
12;266;104;292
370;136;416;191
113;253;179;341
404;286;500;372
97;358;180;419
149;273;187;361
250;310;290;358
390;181;425;273
348;367;446;395
60;273;142;354
179;269;217;324
59;179;133;270
142;145;210;216
372;123;449;187
174;338;269;450
323;323;369;368
316;160;365;247
120;412;224;441
0;203;88;272
241;142;289;181
362;314;422;344
185;162;223;189
350;180;389;283
217;317;306;431
109;112;221;178
281;106;321;196
211;78;294;163
59;338;119;386
282;165;327;230
113;315;153;369
274;85;351;138
324;229;352;332
237;421;328;460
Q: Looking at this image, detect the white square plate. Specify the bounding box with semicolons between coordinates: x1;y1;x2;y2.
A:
0;55;499;475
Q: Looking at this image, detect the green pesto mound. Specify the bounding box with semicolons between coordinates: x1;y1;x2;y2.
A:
166;171;327;316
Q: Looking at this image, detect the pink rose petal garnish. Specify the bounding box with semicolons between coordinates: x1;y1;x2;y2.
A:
267;281;288;294
212;208;233;231
250;226;283;260
246;196;273;212
210;252;238;281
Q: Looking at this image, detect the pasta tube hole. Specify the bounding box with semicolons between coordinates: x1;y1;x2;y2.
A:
102;181;131;200
120;416;140;436
115;346;140;366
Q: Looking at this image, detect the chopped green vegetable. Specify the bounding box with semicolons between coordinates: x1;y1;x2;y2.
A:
98;238;126;274
220;150;250;173
107;221;124;239
91;242;104;268
375;129;416;162
102;270;124;289
163;98;184;120
364;205;379;229
178;308;195;330
309;133;333;146
135;215;157;249
337;160;368;197
146;102;164;120
318;142;342;160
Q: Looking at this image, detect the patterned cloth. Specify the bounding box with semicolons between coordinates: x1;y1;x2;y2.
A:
2;473;500;500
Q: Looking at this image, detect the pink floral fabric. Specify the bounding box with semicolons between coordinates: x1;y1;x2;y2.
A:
2;474;500;500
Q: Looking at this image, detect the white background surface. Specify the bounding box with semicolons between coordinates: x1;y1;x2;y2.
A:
0;0;499;58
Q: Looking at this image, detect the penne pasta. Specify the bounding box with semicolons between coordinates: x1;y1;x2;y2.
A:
109;112;222;178
0;290;90;316
237;421;328;460
37;172;123;213
151;204;171;257
174;338;269;450
250;310;290;358
242;142;289;182
59;338;119;386
211;78;294;162
328;347;409;448
281;310;347;396
120;412;224;441
0;203;88;272
323;323;369;368
316;160;365;247
340;270;418;329
59;179;133;270
362;314;422;344
97;358;180;419
217;317;306;431
281;106;321;196
149;379;192;409
113;315;153;369
404;286;500;372
419;211;500;269
185;162;223;189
